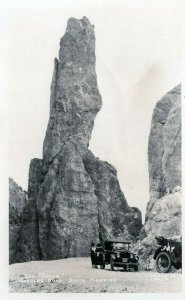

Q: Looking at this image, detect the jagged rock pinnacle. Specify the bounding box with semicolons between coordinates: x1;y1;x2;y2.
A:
43;17;102;162
9;18;143;263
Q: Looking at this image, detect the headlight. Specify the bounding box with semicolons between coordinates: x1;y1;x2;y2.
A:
111;254;116;260
117;253;120;258
130;254;133;258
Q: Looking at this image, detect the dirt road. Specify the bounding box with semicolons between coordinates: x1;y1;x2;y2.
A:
9;257;182;293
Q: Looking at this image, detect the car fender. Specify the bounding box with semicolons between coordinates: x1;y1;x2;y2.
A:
154;246;180;263
153;247;166;260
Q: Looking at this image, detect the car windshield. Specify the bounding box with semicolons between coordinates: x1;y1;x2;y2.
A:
112;243;128;250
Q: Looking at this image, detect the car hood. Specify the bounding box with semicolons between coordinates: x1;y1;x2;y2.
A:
113;250;136;255
114;249;129;253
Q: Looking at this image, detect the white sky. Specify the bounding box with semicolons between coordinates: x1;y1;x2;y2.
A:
3;0;183;220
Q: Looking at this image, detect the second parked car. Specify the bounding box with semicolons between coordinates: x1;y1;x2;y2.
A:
103;239;139;271
154;236;182;273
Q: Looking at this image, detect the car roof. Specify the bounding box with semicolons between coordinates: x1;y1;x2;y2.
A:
104;239;131;244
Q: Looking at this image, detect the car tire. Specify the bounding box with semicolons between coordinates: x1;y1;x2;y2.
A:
110;259;115;271
100;264;105;269
134;265;138;271
155;252;172;273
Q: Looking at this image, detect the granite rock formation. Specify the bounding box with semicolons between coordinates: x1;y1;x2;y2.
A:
9;176;42;264
139;85;181;269
9;17;142;262
9;178;28;264
43;17;102;163
32;17;142;260
33;144;142;259
146;84;181;219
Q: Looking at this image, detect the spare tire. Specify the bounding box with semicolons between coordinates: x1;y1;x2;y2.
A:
155;252;172;273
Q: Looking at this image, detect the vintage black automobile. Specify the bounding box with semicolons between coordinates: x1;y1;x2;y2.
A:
103;239;139;271
154;236;182;273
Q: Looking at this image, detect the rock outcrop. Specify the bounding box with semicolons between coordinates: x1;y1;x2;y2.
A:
146;84;181;218
139;85;181;269
33;143;142;259
9;178;28;264
43;17;102;163
32;17;142;260
9;17;142;263
9;176;42;264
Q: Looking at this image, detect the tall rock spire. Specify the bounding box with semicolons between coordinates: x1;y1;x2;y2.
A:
9;17;142;263
43;17;102;162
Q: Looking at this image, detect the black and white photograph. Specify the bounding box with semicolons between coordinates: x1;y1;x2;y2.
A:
0;0;184;298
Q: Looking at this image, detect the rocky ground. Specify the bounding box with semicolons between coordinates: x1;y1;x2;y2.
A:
9;257;182;293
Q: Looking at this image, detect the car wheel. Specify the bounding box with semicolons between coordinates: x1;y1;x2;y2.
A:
134;265;138;271
155;252;172;273
110;259;115;271
100;264;105;269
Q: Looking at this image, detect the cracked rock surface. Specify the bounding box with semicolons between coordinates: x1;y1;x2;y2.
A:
139;85;181;269
9;178;29;264
43;17;102;163
9;17;142;262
